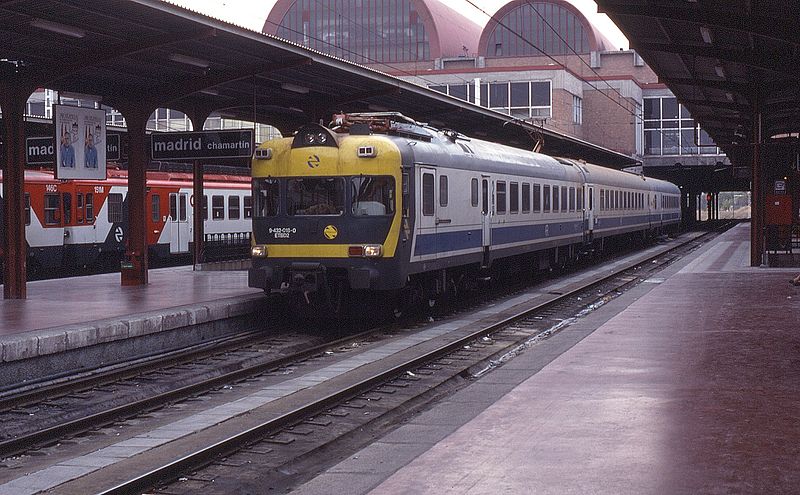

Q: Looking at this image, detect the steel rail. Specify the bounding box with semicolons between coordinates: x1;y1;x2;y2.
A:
97;225;732;495
0;324;381;458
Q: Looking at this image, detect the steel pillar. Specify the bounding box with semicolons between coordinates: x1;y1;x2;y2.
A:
184;108;212;269
0;82;32;299
118;108;150;285
751;112;763;266
193;160;204;267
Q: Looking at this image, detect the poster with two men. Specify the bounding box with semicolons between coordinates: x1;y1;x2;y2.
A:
54;104;106;180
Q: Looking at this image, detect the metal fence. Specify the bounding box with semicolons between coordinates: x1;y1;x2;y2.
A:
203;232;251;262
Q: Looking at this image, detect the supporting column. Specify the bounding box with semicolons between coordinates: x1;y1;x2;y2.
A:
118;106;151;285
751;111;763;266
193;159;204;267
184;108;212;269
0;82;33;299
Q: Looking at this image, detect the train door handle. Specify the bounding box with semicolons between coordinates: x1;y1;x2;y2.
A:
436;218;451;225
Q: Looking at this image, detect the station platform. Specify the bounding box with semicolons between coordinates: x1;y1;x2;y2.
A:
298;223;800;494
0;267;261;378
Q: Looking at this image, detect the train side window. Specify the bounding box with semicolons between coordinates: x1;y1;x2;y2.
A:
422;173;434;216
24;193;31;226
509;182;519;213
244;196;253;218
471;178;479;207
62;193;72;224
543;185;551;212
569;187;575;212
212;195;225;220
229;195;240;219
577;187;583;210
533;184;541;212
44;193;60;225
107;193;123;223
439;175;448;207
481;179;488;215
169;194;177;221
179;194;187;222
552;185;560;212
77;193;84;223
561;186;568;212
151;195;160;222
522;183;530;213
599;189;605;211
496;181;506;214
86;193;94;222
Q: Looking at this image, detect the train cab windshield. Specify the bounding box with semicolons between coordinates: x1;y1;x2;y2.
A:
351;176;394;216
288;178;345;216
253;176;395;218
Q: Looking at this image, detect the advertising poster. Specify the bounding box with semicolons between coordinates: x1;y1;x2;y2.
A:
54;105;107;180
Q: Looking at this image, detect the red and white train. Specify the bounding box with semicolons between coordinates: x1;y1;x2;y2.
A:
0;168;251;276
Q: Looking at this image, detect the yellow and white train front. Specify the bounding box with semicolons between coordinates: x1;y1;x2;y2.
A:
248;124;405;298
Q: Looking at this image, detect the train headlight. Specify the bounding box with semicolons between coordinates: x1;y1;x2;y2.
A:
348;244;383;258
363;244;383;258
251;245;268;258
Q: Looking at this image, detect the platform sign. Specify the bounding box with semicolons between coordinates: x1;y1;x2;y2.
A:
774;180;786;194
26;137;55;165
54;105;107;180
151;130;254;161
106;133;121;161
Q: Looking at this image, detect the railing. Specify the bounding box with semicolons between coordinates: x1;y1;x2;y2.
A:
203;232;251;262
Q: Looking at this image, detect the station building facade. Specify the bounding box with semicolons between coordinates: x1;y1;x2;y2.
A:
263;0;727;170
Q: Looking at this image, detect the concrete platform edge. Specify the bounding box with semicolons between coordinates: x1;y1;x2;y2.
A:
0;294;267;389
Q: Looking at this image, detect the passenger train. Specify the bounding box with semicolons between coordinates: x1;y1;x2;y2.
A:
248;113;681;313
0;168;251;276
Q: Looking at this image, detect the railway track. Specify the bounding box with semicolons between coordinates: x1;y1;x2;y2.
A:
0;225;732;495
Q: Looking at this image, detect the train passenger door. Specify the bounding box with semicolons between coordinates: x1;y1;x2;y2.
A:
169;192;190;253
417;167;438;258
481;176;491;266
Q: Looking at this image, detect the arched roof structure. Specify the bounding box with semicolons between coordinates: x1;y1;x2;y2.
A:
478;0;614;58
263;0;482;64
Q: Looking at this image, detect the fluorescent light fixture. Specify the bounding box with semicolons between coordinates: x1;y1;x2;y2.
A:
699;26;712;44
59;91;102;103
30;18;85;38
280;83;310;94
714;65;725;78
168;53;210;68
199;88;219;96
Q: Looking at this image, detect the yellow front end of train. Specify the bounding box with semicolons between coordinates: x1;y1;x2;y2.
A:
248;124;406;309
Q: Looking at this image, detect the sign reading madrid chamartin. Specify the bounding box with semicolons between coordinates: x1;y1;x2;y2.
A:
150;130;254;160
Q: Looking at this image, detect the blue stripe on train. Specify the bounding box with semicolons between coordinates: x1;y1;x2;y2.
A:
413;213;680;257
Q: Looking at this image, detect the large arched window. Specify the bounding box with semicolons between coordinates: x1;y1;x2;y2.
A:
274;0;430;64
485;2;590;57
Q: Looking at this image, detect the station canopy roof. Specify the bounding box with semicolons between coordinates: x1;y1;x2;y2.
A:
597;0;799;166
0;0;634;167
